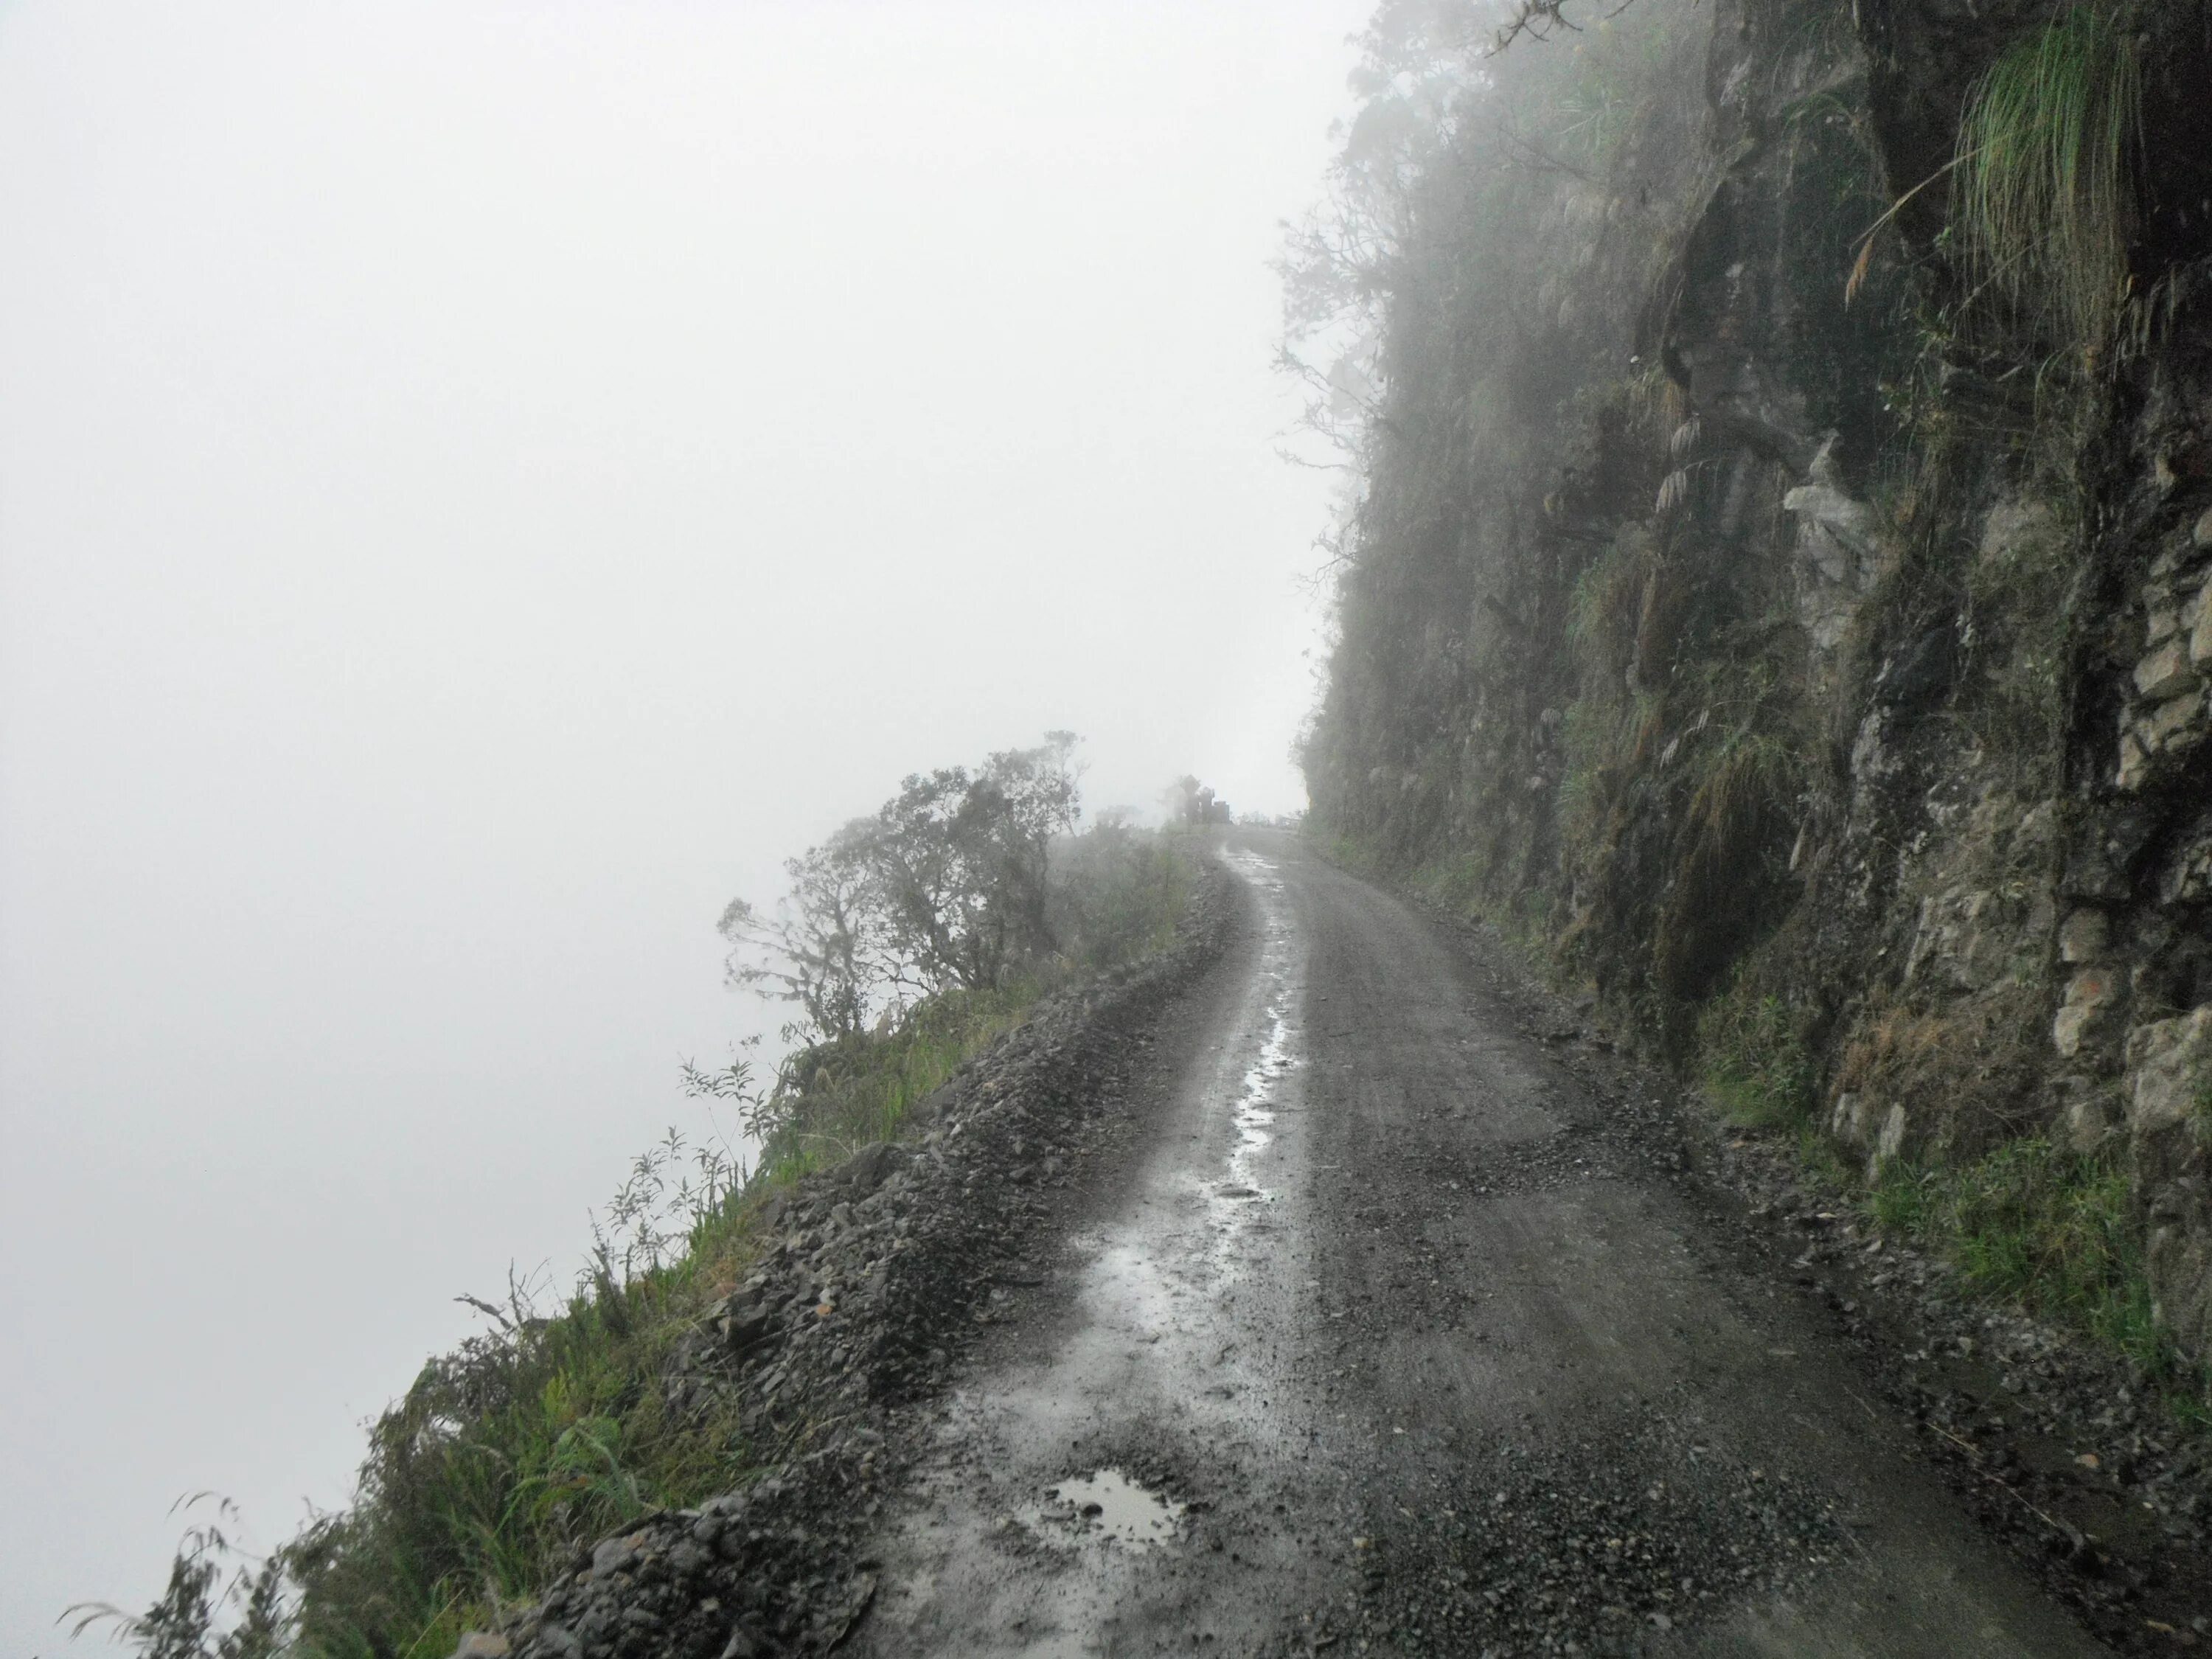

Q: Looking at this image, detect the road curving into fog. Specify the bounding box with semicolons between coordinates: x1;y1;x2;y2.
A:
851;833;2109;1658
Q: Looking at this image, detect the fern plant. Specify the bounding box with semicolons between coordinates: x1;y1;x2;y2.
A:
1951;4;2144;371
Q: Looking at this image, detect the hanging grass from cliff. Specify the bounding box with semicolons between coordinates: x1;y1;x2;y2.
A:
1952;4;2143;371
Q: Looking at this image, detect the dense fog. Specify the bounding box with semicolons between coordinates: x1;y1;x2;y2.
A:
0;2;1365;1646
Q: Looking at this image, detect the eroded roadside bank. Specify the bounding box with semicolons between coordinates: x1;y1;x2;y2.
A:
492;857;1246;1659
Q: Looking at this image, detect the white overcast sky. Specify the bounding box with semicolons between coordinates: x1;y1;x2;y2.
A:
0;0;1368;1646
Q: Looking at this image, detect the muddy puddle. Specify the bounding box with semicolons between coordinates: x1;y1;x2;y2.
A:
1033;1469;1185;1546
1205;849;1303;1225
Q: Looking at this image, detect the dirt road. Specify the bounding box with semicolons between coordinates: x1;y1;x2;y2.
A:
850;835;2110;1656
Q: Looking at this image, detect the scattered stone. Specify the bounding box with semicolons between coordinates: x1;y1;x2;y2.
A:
2052;965;2126;1059
2059;1085;2120;1155
588;1534;641;1581
2135;640;2198;702
2121;688;2208;788
2187;579;2212;669
2056;908;2109;965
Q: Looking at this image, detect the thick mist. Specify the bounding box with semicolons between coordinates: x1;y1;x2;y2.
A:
0;2;1365;1646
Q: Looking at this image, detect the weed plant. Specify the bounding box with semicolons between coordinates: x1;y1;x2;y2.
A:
1698;980;1818;1131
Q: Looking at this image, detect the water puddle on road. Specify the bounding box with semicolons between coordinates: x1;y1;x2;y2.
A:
1213;849;1304;1221
1035;1469;1185;1546
852;843;1315;1655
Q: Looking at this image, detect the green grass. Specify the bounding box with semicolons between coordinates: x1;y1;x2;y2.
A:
280;1186;777;1658
1952;4;2143;370
751;978;1048;1180
1871;1138;2211;1415
1698;981;1818;1131
281;973;1044;1658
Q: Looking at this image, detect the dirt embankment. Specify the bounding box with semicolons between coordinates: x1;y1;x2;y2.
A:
493;860;1242;1659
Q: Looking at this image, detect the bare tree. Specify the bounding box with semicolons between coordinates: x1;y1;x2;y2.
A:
1489;0;1639;54
718;817;889;1043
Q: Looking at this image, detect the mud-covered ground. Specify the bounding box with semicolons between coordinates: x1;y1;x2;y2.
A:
505;835;2211;1658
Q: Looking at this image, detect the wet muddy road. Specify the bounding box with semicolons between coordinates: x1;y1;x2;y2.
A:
851;835;2110;1657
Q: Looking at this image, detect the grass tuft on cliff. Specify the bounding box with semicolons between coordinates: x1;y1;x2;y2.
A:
1952;4;2144;372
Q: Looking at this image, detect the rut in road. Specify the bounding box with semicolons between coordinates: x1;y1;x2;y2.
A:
851;837;2109;1658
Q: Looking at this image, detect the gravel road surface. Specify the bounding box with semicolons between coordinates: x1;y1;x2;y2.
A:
850;835;2111;1658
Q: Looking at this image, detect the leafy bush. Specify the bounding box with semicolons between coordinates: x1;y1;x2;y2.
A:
742;978;1042;1181
66;1500;288;1659
1046;815;1196;971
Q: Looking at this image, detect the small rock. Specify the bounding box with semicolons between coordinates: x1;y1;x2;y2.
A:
2062;1090;2118;1154
588;1535;639;1580
2121;737;2161;796
2135;639;2199;701
2148;689;2206;750
2057;908;2109;964
451;1635;509;1659
2187;580;2212;669
2053;965;2126;1058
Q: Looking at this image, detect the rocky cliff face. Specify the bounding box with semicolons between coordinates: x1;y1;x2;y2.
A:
1303;0;2212;1377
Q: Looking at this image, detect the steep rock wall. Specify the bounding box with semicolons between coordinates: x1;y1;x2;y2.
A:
1304;0;2212;1372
